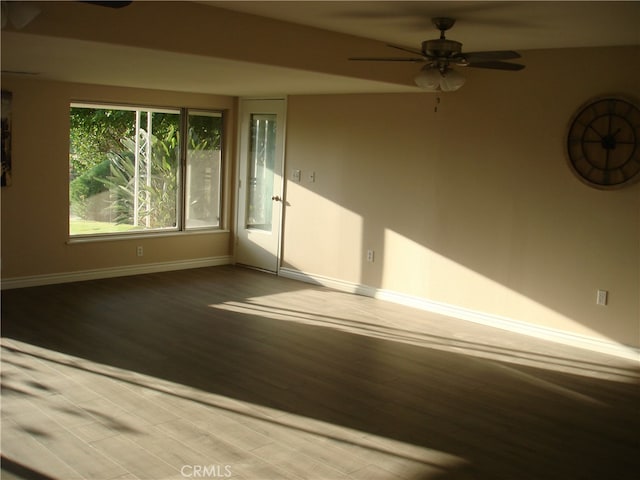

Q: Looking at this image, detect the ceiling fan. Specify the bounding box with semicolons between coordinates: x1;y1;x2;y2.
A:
349;17;525;92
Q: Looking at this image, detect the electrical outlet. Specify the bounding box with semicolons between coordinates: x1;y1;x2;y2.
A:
137;246;144;257
596;289;608;306
366;250;374;263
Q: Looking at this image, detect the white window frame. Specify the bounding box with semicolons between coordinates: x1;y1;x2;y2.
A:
69;102;225;239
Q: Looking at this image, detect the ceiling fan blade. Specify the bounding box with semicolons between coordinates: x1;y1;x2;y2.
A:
457;50;521;62
463;60;525;71
348;57;425;62
387;44;425;56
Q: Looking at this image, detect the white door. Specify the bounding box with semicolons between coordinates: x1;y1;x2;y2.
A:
236;98;286;272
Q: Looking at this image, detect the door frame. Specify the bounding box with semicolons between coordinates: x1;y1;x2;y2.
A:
234;97;287;273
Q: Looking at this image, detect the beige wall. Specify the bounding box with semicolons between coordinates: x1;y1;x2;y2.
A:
283;46;640;348
2;45;638;350
1;77;235;278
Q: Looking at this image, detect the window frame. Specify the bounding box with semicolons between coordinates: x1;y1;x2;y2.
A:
68;101;226;240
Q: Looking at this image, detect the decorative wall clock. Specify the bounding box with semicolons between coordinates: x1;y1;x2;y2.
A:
566;96;640;189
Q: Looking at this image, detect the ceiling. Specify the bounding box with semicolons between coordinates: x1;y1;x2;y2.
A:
2;1;639;96
204;1;640;51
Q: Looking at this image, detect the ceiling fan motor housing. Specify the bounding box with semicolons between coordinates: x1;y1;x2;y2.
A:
422;39;462;58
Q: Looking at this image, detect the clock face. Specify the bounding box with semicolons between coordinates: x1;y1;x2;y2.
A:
567;97;640;188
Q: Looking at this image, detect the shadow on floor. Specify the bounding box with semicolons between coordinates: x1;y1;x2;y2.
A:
2;266;640;479
1;456;56;480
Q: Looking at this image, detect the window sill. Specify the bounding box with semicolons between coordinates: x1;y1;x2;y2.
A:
67;229;230;245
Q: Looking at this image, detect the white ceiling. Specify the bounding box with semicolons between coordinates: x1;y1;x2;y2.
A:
1;32;411;95
205;1;640;51
2;1;639;96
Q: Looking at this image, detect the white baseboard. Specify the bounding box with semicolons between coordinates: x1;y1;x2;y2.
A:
1;256;234;290
279;267;640;362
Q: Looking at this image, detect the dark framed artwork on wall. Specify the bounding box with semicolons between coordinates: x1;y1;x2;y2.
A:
2;90;12;187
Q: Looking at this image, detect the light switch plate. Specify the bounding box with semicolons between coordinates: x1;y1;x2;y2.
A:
596;289;608;306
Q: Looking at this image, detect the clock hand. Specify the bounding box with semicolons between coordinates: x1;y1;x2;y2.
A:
601;127;623;150
586;123;606;140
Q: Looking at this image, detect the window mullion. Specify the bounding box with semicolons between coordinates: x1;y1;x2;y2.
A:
145;111;152;229
134;110;141;227
178;108;189;231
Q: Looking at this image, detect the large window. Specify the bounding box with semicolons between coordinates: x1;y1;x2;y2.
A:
69;104;223;237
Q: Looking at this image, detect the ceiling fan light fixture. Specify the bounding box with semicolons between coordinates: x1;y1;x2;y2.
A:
415;66;465;92
439;68;465;92
414;66;440;91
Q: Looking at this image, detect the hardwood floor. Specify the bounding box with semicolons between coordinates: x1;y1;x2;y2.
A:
2;265;639;480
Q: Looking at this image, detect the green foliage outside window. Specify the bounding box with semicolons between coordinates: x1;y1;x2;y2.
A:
69;105;222;236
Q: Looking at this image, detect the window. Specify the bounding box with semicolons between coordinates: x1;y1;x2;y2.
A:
247;113;277;231
69;104;223;237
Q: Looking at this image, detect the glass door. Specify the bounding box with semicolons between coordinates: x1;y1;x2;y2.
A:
236;99;286;272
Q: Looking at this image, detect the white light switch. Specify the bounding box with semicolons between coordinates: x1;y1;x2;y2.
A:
292;169;301;182
596;289;608;306
309;171;316;183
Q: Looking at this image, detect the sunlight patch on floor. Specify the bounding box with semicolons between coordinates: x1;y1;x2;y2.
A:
211;297;639;385
1;338;469;480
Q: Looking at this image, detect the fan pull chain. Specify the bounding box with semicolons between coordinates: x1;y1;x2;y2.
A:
434;96;441;113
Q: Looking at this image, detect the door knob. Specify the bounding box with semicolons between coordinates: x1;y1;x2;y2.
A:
271;195;282;202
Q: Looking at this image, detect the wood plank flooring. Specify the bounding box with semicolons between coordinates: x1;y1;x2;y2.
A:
1;265;639;479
